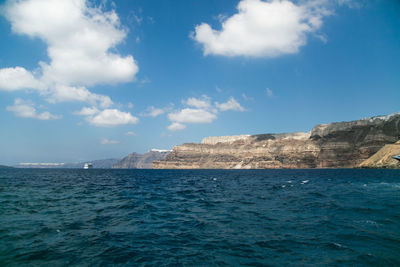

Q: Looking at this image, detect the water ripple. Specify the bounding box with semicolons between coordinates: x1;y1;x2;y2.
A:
0;169;399;266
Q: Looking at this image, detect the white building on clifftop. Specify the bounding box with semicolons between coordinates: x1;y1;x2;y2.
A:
201;135;251;145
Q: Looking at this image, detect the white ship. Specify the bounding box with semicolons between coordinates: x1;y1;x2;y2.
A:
83;163;93;169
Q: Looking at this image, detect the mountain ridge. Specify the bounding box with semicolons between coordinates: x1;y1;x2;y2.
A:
112;150;170;169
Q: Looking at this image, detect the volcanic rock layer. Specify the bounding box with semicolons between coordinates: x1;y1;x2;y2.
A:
153;113;400;169
359;141;400;169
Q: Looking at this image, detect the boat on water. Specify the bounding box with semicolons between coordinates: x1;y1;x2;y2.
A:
392;155;400;161
83;163;93;169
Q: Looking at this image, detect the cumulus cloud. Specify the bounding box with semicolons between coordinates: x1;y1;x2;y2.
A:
48;85;113;108
167;122;186;131
192;0;330;57
3;0;138;85
0;67;42;91
74;106;138;128
6;98;61;120
215;97;245;111
141;106;167;117
73;106;99;116
100;138;119;145
125;131;137;136
182;95;211;109
0;0;138;110
167;95;244;131
87;109;139;127
168;108;217;124
141;104;174;117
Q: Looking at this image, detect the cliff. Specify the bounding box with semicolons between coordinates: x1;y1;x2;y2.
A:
153;113;400;169
112;150;170;169
359;141;400;169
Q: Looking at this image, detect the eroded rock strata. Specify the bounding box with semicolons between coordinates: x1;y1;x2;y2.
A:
153;113;400;169
359;141;400;169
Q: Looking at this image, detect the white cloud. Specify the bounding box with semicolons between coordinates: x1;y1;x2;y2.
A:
4;0;138;86
168;108;217;124
168;96;215;131
141;104;174;117
125;131;136;136
0;0;138;108
167;122;186;131
87;109;139;127
100;138;119;145
192;0;330;57
74;106;140;128
266;87;273;97
141;106;166;117
215;97;245;111
48;85;113;108
73;106;99;116
167;95;245;131
0;67;42;91
6;98;61;120
183;95;211;109
242;93;254;101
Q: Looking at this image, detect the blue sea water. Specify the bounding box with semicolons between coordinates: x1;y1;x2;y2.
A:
0;169;399;266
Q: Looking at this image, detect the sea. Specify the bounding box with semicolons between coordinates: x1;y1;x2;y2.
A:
0;169;399;266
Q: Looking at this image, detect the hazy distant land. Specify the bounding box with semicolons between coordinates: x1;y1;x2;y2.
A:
7;112;400;170
0;165;13;169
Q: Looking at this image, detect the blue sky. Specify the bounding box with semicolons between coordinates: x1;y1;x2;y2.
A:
0;0;399;165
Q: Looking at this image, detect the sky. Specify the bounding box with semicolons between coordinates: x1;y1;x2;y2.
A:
0;0;399;165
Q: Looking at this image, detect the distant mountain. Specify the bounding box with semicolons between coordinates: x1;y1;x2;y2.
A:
0;165;12;169
16;159;120;169
113;150;170;169
13;150;170;169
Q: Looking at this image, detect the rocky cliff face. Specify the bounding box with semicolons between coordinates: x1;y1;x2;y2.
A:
359;141;400;169
153;113;400;169
113;150;170;169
